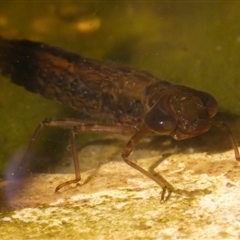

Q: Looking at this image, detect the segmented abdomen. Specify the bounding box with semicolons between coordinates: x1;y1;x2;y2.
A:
0;38;171;123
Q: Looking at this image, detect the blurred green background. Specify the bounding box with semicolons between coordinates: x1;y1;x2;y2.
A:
0;2;240;173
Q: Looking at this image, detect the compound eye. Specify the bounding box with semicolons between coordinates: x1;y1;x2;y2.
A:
144;104;176;134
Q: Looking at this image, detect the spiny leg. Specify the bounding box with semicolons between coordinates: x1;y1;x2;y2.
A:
54;123;135;191
14;117;136;191
214;121;240;160
54;128;81;191
121;126;175;201
54;122;132;191
13;118;89;178
14;121;45;178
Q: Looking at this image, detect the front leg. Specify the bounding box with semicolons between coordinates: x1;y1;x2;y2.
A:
121;126;175;201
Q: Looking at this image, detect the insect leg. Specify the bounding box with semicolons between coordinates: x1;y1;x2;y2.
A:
214;121;240;160
52;122;135;191
13;118;90;178
13;121;45;178
121;126;175;201
54;127;81;191
14;118;135;191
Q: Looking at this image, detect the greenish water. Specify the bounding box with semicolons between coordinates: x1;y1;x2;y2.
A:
0;2;240;173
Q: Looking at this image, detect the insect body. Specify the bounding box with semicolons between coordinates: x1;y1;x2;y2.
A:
0;37;239;200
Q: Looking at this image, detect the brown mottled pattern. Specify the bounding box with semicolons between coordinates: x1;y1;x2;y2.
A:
0;38;168;124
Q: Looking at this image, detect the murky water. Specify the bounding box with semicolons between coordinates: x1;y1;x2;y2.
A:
1;2;240;239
